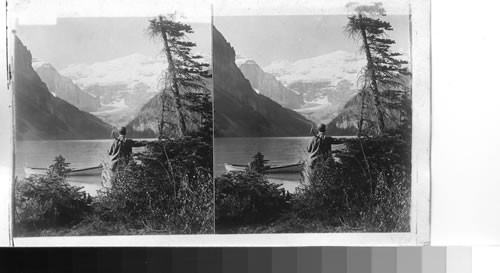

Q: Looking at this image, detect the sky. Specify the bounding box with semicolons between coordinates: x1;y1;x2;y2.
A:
15;18;211;70
11;0;410;68
214;14;411;66
11;0;409;25
12;0;213;25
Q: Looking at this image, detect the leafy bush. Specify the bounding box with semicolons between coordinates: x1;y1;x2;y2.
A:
15;156;92;235
361;170;411;232
293;136;411;232
293;158;355;222
92;137;214;234
215;170;291;231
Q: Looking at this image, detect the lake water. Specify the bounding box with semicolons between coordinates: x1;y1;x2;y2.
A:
15;140;147;196
214;137;313;193
16;137;344;196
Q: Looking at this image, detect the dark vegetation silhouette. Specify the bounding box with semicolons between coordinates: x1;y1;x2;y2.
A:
147;14;212;138
344;2;411;136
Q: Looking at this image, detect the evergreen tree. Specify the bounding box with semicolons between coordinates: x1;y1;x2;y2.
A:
148;14;211;138
345;2;411;136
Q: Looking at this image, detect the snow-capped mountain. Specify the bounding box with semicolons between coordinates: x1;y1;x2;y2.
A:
265;51;365;88
60;53;211;126
32;59;101;112
59;54;169;126
264;51;367;124
264;51;410;125
62;53;167;93
236;57;304;109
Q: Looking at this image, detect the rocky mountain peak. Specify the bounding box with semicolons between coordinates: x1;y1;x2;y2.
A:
236;58;304;109
33;59;101;112
213;27;311;137
14;35;111;140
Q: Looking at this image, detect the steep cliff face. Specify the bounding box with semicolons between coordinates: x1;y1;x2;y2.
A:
14;36;111;140
236;59;304;109
213;27;312;137
33;60;101;112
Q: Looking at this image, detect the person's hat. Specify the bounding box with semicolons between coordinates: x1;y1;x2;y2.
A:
318;123;326;132
118;126;127;135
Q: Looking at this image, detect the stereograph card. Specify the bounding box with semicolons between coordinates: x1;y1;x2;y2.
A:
0;0;430;246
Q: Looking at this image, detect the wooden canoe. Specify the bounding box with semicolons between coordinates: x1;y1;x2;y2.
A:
24;165;103;177
224;162;303;174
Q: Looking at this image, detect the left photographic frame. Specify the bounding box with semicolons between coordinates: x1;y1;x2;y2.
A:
8;1;215;245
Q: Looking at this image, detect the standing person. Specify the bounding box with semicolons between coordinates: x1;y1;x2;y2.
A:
104;127;147;185
307;123;341;169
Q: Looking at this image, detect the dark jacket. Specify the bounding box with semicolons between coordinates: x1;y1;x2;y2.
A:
307;133;340;167
108;136;146;171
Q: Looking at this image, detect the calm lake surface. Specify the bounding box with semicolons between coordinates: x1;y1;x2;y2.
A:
214;137;313;193
15;139;147;195
17;137;346;195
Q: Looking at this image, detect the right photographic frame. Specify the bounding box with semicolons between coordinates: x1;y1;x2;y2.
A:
212;0;430;245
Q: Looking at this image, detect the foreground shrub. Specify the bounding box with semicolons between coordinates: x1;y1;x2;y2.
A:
92;137;214;234
293;136;411;232
362;171;411;232
293;158;357;222
215;170;291;231
15;156;92;235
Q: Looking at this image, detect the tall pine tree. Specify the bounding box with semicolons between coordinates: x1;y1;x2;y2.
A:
148;14;211;138
345;2;410;136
